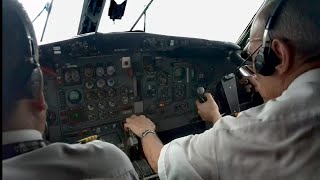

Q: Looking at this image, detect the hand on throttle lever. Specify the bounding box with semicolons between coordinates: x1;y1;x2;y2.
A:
124;115;156;138
195;93;222;124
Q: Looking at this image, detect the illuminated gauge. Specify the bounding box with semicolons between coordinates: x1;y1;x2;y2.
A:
84;66;94;78
108;100;116;107
85;81;94;89
121;96;129;105
98;102;105;109
96;79;106;88
107;88;116;97
96;67;105;77
107;78;115;87
68;90;82;104
85;91;95;100
97;90;106;98
174;67;186;81
87;103;95;111
99;112;107;119
158;71;168;85
106;66;116;76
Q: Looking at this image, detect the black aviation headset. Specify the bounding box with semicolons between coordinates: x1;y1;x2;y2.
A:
3;0;45;107
15;1;44;101
254;0;287;76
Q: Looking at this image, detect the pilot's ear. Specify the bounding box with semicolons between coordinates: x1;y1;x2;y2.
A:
271;39;294;75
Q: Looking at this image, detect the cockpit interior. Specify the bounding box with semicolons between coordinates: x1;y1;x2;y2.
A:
23;0;266;179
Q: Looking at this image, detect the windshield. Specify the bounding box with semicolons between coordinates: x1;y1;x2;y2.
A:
19;0;264;44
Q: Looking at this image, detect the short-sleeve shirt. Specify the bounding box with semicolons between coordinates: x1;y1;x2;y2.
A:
158;68;320;180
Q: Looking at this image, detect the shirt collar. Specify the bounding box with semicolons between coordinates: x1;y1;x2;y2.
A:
288;68;320;90
2;129;43;145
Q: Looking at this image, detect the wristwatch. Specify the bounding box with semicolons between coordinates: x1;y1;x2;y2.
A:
141;129;156;138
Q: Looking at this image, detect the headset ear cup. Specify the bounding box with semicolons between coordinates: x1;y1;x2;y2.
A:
29;67;44;100
254;53;265;73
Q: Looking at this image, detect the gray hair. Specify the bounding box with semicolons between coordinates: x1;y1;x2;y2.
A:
260;0;320;59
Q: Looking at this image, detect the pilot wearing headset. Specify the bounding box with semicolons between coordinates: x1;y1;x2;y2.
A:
2;0;138;179
124;0;320;179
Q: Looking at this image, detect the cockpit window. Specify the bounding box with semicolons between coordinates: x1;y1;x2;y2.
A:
19;0;264;44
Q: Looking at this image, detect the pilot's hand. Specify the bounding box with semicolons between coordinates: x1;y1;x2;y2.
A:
195;93;221;123
239;76;257;93
124;115;156;138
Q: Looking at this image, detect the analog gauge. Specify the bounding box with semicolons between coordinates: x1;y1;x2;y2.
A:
145;84;156;97
87;103;95;111
68;90;82;104
106;66;116;76
120;87;128;95
159;87;169;99
88;113;96;121
85;91;95;100
85;81;94;89
65;69;80;83
174;86;185;100
108;100;116;107
96;67;105;77
158;71;168;85
174;88;184;98
64;71;72;83
107;78;115;87
71;69;80;82
174;67;186;81
121;96;129;105
107;88;116;97
96;79;106;88
109;110;118;118
99;112;107;119
98;102;105;109
84;66;94;78
97;90;106;98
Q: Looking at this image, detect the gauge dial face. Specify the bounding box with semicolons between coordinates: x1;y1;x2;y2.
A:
121;96;129;105
84;67;94;78
108;100;116;107
98;102;105;109
64;69;80;83
107;78;115;87
68;90;82;104
97;79;106;88
107;88;116;97
97;90;106;98
85;90;95;100
106;66;116;76
87;103;95;111
158;71;168;85
145;84;156;97
96;67;105;77
85;81;94;89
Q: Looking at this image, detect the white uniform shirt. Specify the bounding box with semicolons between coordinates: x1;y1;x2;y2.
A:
158;68;320;180
3;130;139;180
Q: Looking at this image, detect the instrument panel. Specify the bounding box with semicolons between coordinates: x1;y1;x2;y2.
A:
40;32;240;153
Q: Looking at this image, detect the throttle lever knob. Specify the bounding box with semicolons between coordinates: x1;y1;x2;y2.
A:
197;87;207;103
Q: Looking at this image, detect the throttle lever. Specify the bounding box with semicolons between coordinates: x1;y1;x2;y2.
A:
196;87;207;103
